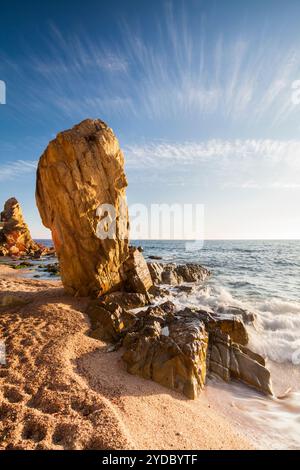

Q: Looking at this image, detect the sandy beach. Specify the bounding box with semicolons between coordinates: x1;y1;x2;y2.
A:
0;265;252;450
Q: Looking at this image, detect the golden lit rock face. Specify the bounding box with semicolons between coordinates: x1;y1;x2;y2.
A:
36;119;129;297
0;198;40;257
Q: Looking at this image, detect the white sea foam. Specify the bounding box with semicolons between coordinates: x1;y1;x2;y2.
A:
162;281;300;365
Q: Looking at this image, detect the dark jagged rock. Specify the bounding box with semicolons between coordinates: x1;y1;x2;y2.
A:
147;262;210;285
101;291;150;310
86;283;272;398
83;253;271;398
179;307;249;346
39;263;60;276
174;284;195;294
147;263;164;284
148;285;171;298
177;307;271;395
123;311;208;399
86;300;136;342
208;330;273;395
208;315;249;346
8;261;34;270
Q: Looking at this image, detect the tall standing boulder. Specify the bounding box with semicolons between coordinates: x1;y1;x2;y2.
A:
0;198;40;257
36;119;130;297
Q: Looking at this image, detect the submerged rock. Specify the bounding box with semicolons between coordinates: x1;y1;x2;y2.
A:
36;119;130;297
217;305;256;325
0;198;42;257
38;263;60;276
9;261;34;270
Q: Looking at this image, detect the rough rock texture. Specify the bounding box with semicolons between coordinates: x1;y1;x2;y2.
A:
83;251;272;398
87;292;272;398
122;307;208;399
178;307;271;394
212;316;249;345
101;291;149;310
208;330;273;395
86;300;208;399
124;247;153;294
86;300;135;343
0;198;41;257
147;262;210;285
36;119;129;297
192;308;249;346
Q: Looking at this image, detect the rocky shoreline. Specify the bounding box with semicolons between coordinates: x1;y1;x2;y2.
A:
0;119;274;403
85;261;273;399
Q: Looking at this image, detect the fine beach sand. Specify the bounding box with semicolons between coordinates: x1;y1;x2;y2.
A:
0;265;253;450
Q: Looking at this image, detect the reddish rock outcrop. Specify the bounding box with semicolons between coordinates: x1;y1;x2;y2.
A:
36;119;130;297
0;198;41;257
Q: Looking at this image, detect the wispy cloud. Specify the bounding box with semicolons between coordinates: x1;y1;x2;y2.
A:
2;3;300;129
125;138;300;190
225;181;300;190
0;160;37;181
2;138;299;190
125;139;300;168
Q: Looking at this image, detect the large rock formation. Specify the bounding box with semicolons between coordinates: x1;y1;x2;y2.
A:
0;198;41;257
87;300;208;399
86;266;273;399
36;119;130;297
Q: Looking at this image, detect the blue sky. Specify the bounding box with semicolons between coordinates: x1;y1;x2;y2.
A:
1;0;300;238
